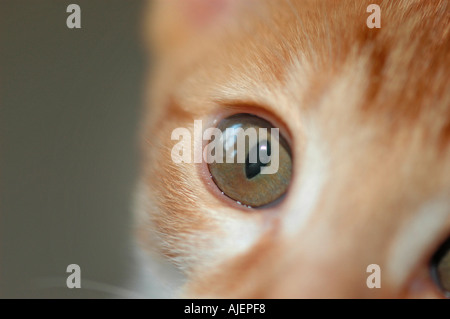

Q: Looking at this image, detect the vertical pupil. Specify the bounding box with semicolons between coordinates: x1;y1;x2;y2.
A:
245;140;271;179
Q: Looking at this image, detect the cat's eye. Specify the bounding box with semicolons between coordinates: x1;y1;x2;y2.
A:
207;113;292;208
430;236;450;297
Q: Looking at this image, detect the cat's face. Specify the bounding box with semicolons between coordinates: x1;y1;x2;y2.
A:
137;0;450;298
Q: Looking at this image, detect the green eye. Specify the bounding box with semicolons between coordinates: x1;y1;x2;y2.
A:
207;113;292;208
431;236;450;297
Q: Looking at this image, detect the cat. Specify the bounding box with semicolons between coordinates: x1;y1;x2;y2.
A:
134;0;450;298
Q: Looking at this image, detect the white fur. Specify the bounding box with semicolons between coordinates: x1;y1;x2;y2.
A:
131;180;186;297
283;121;328;236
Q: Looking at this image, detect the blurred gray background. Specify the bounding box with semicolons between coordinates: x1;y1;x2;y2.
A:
1;0;146;297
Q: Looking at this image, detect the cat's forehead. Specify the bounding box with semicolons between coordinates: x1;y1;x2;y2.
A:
159;0;449;146
149;0;450;172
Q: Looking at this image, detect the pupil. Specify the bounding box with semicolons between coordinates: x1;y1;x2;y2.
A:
245;141;271;179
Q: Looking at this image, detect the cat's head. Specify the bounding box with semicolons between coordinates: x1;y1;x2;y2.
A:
137;0;450;298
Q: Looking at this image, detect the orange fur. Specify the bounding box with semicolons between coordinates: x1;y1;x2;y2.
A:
137;0;450;298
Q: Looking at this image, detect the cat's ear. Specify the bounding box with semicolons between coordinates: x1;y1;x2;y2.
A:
145;0;245;56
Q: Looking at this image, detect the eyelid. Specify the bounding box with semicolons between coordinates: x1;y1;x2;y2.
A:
397;216;450;297
388;198;450;286
404;274;444;298
430;236;450;297
204;102;294;147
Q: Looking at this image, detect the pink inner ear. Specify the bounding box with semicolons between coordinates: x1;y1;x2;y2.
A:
182;0;235;28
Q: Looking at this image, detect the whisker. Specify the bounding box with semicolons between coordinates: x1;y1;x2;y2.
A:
33;276;146;298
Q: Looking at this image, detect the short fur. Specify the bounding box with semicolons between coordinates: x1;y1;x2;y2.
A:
137;0;450;298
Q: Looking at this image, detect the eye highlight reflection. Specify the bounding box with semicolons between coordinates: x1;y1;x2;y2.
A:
207;113;292;208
